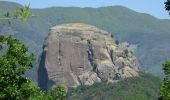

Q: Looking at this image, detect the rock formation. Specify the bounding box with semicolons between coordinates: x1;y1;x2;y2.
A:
38;23;139;90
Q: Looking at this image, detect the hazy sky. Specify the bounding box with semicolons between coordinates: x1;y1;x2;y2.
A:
2;0;170;19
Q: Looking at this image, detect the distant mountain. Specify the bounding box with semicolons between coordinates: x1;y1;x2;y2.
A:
0;1;170;80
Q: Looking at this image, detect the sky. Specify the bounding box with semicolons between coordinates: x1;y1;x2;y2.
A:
2;0;170;19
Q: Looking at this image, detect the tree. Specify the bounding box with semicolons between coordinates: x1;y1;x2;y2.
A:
0;36;35;99
165;0;170;14
50;86;66;100
29;85;66;100
0;4;66;99
162;1;170;99
159;61;170;100
1;3;34;21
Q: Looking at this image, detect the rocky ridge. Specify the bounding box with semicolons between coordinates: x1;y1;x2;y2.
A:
38;23;139;90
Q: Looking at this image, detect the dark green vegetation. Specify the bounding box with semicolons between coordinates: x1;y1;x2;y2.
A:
0;1;170;79
0;5;66;100
0;36;34;99
67;73;162;100
165;0;170;15
0;36;66;99
159;61;170;99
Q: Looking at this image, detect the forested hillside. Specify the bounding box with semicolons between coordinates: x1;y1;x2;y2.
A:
67;73;162;100
0;1;170;80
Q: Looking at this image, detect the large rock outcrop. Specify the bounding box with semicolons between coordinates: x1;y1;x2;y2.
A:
38;23;139;90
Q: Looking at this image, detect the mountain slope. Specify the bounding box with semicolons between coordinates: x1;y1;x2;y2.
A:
67;73;161;100
0;1;170;79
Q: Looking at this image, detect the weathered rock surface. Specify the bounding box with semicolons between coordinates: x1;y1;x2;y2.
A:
38;23;139;90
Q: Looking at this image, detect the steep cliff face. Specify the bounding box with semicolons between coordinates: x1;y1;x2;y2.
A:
38;23;139;90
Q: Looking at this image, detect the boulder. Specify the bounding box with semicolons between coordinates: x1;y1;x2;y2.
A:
38;23;139;90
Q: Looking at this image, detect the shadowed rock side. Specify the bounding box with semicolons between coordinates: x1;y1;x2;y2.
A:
38;23;139;90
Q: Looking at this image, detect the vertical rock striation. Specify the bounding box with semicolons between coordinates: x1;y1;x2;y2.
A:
38;23;139;90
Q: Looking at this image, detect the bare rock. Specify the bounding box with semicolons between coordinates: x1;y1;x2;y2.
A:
38;23;139;90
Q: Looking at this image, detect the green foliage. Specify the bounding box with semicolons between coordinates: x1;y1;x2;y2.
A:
160;61;170;100
0;5;37;99
50;86;66;100
29;85;66;100
162;61;170;76
3;12;10;19
0;3;66;99
2;3;33;21
0;25;66;100
67;73;161;100
0;35;35;99
18;3;34;21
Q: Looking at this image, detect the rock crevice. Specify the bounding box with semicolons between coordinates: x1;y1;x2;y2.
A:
38;23;139;89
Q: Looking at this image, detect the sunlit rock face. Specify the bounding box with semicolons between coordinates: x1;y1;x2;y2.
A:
38;23;139;90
